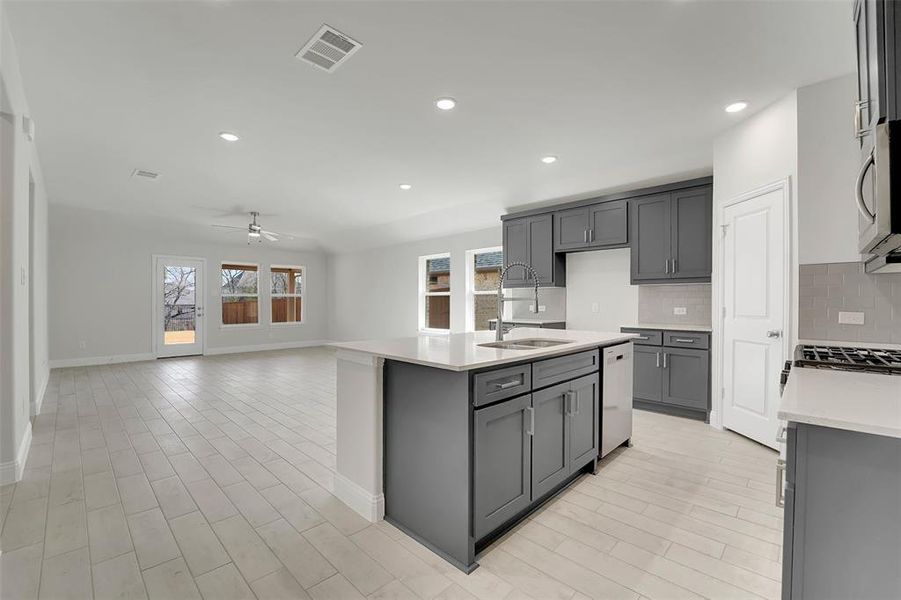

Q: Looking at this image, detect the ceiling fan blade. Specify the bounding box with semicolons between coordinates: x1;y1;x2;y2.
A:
212;224;247;231
262;229;296;240
261;231;279;242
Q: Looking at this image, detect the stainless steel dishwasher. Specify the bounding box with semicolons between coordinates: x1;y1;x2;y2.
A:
601;342;633;457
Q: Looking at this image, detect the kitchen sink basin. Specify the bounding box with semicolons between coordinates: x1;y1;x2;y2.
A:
478;338;574;350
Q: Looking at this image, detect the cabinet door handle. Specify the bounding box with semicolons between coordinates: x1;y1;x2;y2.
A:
664;259;669;274
776;425;787;444
573;393;580;416
493;378;521;390
663;353;668;369
583;230;588;243
775;459;786;507
673;338;695;343
656;352;660;368
671;258;677;273
855;148;876;224
854;99;870;139
525;407;535;436
588;228;593;243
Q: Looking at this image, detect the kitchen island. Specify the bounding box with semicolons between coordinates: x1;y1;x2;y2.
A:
331;327;636;571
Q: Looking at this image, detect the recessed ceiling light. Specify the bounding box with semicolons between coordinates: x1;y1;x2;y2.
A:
435;97;456;111
399;183;412;190
724;102;748;113
219;131;240;141
541;155;558;164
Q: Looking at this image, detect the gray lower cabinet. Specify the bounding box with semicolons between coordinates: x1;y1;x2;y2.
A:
623;327;710;420
502;214;565;287
782;421;901;599
473;395;532;540
630;185;712;284
661;347;709;411
384;348;604;573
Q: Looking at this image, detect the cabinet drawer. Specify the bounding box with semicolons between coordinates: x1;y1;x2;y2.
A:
532;350;599;389
621;328;662;346
663;331;709;349
473;364;532;407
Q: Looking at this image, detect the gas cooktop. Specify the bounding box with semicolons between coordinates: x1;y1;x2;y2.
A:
794;345;901;375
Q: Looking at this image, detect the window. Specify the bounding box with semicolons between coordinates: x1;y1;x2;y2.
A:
418;253;451;332
466;247;503;331
271;266;303;324
221;263;258;325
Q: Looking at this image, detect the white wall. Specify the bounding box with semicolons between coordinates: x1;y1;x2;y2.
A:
565;248;638;331
328;227;501;341
1;11;50;483
711;91;799;429
797;74;861;264
48;205;329;365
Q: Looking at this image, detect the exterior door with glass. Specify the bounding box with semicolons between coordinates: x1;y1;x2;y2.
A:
155;256;205;358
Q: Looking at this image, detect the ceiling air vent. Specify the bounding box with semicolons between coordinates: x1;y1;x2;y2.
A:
296;24;361;73
131;169;160;181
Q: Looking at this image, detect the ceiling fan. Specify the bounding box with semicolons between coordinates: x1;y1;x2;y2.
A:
212;211;292;244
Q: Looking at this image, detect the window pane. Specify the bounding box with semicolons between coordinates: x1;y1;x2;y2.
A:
163;266;196;344
473;294;496;331
222;296;258;325
425;257;450;292
293;271;302;295
271;267;302;295
271;272;288;294
425;295;450;330
473;251;502;292
221;267;258;295
272;297;302;323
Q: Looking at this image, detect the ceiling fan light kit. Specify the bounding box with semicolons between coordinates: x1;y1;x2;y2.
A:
211;211;288;245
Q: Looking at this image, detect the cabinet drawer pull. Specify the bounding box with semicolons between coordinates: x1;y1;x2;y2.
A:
673;338;695;343
524;407;535;436
493;379;521;390
635;335;650;340
775;459;786;507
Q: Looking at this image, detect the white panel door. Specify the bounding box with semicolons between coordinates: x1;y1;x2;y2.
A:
722;188;786;449
155;257;205;358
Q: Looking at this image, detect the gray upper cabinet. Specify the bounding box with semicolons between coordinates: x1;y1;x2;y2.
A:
630;193;671;282
854;0;899;146
503;214;565;287
554;200;628;252
473;394;532;540
630;185;712;284
530;383;570;499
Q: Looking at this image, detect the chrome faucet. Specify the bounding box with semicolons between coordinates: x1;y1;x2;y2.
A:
496;262;540;341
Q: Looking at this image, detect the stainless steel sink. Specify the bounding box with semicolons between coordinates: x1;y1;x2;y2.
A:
478;338;574;350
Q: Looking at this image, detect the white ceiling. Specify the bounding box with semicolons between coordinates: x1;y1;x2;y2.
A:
6;0;854;252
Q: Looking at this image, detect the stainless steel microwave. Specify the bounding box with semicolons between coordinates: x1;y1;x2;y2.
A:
859;121;901;272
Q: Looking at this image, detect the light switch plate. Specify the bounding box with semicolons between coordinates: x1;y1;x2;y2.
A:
673;307;687;315
838;311;865;325
591;303;599;313
538;305;546;312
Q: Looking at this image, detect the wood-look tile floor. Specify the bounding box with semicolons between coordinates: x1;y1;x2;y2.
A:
0;347;782;600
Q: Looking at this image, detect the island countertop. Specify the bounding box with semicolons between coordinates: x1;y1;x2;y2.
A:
778;367;901;439
330;327;636;372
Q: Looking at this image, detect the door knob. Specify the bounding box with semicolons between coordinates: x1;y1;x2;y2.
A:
766;330;782;339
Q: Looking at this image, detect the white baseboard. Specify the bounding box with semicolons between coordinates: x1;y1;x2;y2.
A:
204;340;330;356
0;420;32;485
334;472;384;523
49;352;155;369
32;367;49;416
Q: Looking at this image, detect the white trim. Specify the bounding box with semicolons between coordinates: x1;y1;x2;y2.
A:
220;261;260;327
203;339;329;356
152;255;207;358
50;353;155;369
218;323;262;330
31;367;49;417
269;264;305;325
712;177;793;433
0;421;32;485
334;472;385;522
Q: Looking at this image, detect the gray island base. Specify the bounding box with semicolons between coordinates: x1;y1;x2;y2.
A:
331;328;636;572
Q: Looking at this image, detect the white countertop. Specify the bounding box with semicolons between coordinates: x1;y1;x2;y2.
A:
623;323;712;333
331;328;636;372
778;368;901;439
487;318;566;324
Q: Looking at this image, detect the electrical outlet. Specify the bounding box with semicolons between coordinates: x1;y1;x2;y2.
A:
838;311;865;325
79;341;87;349
538;305;546;313
591;302;600;313
673;307;687;315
